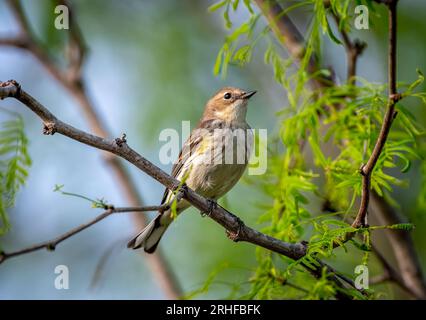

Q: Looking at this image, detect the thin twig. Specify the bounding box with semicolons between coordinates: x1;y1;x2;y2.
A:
0;205;165;264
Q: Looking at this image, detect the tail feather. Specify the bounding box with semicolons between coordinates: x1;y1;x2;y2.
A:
127;214;168;253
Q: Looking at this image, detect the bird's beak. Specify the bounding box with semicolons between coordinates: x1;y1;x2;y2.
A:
241;90;257;100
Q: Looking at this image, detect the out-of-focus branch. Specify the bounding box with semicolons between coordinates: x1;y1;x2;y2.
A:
0;36;27;48
369;243;423;297
370;194;426;298
0;80;365;299
331;13;366;83
0;205;166;264
254;0;426;299
1;0;182;298
61;0;87;82
254;0;333;90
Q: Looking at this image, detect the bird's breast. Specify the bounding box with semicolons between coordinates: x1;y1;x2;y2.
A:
184;123;253;198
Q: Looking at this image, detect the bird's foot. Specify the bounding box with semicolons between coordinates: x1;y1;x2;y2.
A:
200;198;217;217
176;183;188;202
226;216;244;242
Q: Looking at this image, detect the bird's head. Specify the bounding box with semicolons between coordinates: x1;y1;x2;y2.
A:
203;87;256;124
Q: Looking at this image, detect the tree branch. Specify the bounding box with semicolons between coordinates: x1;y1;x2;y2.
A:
2;0;182;299
370;243;419;296
0;205;166;264
370;194;426;297
352;0;400;229
60;0;86;82
0;80;362;299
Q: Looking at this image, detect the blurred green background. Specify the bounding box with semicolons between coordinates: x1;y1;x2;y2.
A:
0;0;425;299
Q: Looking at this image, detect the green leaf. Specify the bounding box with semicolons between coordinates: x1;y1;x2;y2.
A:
243;0;254;13
309;135;327;167
325;17;342;45
232;0;240;11
407;68;424;93
401;158;411;173
389;223;415;231
208;0;229;12
224;3;232;28
232;44;252;65
0;113;32;236
213;46;225;76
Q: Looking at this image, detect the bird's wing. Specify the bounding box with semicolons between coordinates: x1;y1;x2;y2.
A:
160;132;203;205
159;119;220;205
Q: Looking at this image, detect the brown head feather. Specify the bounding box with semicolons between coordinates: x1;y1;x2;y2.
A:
202;87;256;123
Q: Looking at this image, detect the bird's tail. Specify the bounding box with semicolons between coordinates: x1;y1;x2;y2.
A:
127;214;168;253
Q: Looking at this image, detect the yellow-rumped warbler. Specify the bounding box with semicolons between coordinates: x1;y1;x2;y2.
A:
127;87;256;253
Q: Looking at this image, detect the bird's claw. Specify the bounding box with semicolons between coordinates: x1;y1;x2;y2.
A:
201;198;217;217
226;216;244;242
176;183;188;201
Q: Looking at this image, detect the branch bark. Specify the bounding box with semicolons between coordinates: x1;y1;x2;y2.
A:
2;0;182;299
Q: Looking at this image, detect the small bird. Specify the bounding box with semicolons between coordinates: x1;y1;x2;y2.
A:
127;87;256;253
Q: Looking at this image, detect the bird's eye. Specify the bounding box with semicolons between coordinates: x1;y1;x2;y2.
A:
224;92;232;100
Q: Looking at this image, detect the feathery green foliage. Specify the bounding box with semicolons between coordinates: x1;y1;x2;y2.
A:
0;111;31;236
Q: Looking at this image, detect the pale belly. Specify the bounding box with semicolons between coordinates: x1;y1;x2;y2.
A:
187;162;247;199
184;127;253;199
